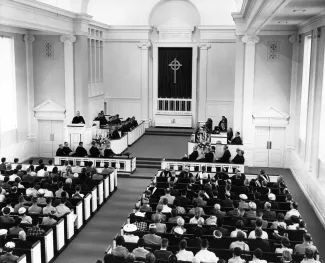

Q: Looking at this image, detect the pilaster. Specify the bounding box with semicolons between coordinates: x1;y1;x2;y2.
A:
138;42;151;121
60;34;76;125
23;34;36;140
197;43;211;122
241;35;259;161
286;34;300;167
305;29;320;172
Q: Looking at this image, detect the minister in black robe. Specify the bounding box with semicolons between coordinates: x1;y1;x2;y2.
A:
110;127;120;140
89;142;101;158
104;147;115;158
217;145;231;163
232;150;245;164
56;144;65;157
72;111;85;124
75;142;88;157
231;132;243;145
63;142;73;156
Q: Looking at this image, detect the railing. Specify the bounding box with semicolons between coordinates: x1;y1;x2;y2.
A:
161;159;245;173
127;121;145;146
157;98;192;112
54;156;136;174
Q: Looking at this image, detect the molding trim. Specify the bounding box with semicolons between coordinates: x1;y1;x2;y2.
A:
241;35;260;44
105;26;153;41
252;107;290;127
197;43;211;50
34;100;66;120
198;26;236;41
298;11;325;35
60;35;76;44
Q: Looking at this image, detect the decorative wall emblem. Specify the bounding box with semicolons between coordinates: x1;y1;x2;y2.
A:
267;41;279;61
168;58;182;84
44;41;54;59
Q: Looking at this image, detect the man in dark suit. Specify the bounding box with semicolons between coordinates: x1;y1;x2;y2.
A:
250;210;268;228
231;131;243;145
89;142;101;158
207;190;221;207
227;200;241;217
182;146;199;161
110;126;120;140
205;146;215;162
63;142;73;156
176;190;191;207
154;238;173;261
72;111;85;124
215;218;229;237
187;228;203;249
254;192;265;209
249;228;270;252
232;149;245;164
263;202;276;221
56;144;65;157
75;142;88;157
178;166;193;179
222;192;233;208
217;145;231;163
104;143;115;158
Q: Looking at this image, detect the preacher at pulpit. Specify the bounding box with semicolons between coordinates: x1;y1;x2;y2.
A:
72;111;85;124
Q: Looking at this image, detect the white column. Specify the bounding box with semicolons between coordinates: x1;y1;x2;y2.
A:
286;34;300;167
233;36;245;132
23;34;36;139
241;35;259;166
138;42;151;121
197;43;211;122
60;35;76;125
305;29;320;171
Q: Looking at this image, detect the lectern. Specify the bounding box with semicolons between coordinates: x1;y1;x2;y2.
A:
65;124;95;151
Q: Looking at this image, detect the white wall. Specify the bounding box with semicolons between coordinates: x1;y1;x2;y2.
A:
33;35;65;108
103;42;142;119
254;36;293;114
206;42;236;129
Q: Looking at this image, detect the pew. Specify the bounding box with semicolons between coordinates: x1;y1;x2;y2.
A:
161;160;245;173
127;121;145;146
188;142;239;159
54;156;136;175
110;134;128;154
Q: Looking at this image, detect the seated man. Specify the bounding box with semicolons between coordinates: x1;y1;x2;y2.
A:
249;249;267;263
132;238;150;259
294;233;318;255
285;202;301;221
112;236;129;258
176;239;194;262
217;145;231;163
56;144;65;157
104;143;115;158
205;146;215;162
143;224;162;246
231;131;243;145
182;145;199;161
301;248;321;263
72;111;85;124
232;150;245;164
89;141;101;158
94;113;108;127
63;142;74;156
110;126;120;140
194;239;219;263
0;242;19;262
263;202;276;221
154;238;173;261
75;142;88;157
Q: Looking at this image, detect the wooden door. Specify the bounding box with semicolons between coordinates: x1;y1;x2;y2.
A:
254;127;270;167
39;120;63;158
268;127;285;168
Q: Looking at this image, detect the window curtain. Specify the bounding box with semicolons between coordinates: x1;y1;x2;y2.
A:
158;48;192;99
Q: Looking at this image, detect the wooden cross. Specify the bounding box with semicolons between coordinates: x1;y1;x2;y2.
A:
168;58;182;84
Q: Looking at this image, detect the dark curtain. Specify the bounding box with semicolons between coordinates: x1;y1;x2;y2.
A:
158;48;192;99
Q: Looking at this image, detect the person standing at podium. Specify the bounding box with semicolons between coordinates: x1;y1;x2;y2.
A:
72;111;85;124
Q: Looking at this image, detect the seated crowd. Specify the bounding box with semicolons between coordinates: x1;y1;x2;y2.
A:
0;156;110;261
107;167;319;263
184;146;245;165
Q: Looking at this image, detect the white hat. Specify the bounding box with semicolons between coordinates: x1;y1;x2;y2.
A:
5;241;15;249
205;216;217;225
73;173;79;178
268;193;276;201
248;202;257;210
0;229;8;235
18;207;26;214
30;172;36;176
123;224;137;233
174;227;183;235
26;189;33;197
239;194;248;200
149;224;156;229
38;189;45;195
135;212;145;218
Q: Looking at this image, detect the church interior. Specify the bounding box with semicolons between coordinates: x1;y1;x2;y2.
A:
1;0;325;262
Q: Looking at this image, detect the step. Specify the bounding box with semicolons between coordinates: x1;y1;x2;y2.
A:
137;163;161;169
136;157;162;161
144;132;190;137
137;161;161;165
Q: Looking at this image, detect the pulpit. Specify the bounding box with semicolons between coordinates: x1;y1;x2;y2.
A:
65;125;95;151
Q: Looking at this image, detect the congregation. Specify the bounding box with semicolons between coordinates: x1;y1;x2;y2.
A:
106;167;319;263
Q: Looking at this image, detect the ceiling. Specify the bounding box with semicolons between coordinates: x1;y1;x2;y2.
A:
269;0;325;26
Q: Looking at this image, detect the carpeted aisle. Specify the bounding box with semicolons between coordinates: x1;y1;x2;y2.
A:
53;178;151;263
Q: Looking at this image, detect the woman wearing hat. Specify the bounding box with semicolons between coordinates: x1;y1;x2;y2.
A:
123;224;139;243
0;242;19;262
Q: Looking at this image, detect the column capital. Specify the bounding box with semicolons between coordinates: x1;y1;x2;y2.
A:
60;35;76;45
241;35;260;44
23;34;35;43
289;34;298;44
197;43;211;50
138;41;151;50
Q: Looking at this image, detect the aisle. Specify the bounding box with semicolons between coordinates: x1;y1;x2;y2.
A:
53;178;150;263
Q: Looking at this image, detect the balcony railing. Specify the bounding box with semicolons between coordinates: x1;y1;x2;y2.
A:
157;98;192;112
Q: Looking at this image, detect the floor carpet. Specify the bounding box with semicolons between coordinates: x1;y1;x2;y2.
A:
128;135;188;159
53;178;151;263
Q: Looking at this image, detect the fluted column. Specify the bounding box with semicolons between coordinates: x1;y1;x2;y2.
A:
138;42;151;121
60;35;76;124
241;35;259;162
23;34;36;139
197;43;211;122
